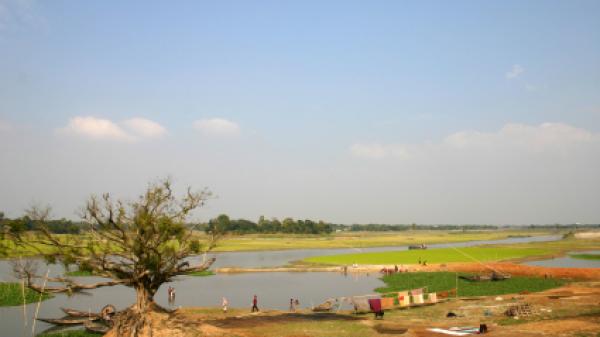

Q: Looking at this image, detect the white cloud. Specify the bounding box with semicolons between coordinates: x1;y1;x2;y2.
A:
505;64;524;79
58;116;166;142
351;122;600;159
122;118;167;138
193;118;240;137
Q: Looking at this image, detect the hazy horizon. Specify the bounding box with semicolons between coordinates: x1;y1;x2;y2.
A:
1;1;599;224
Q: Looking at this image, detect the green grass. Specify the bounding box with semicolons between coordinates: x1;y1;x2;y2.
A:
570;253;600;260
37;330;102;337
1;230;560;257
65;270;95;277
0;282;52;307
375;272;566;296
304;247;552;265
186;270;215;276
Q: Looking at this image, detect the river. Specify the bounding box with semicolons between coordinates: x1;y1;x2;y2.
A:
0;234;572;336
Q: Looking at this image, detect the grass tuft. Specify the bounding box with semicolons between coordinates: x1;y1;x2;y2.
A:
569;254;600;260
0;282;52;307
186;270;215;277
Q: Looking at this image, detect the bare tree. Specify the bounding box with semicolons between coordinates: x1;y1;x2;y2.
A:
2;179;224;336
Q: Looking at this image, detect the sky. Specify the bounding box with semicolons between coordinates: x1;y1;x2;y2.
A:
0;0;599;225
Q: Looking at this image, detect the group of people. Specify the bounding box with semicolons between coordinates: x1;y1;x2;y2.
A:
167;289;299;313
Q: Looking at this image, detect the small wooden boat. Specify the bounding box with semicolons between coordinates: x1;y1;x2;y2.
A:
408;244;427;250
460;272;511;282
36;317;96;325
460;274;492;282
61;307;100;319
491;272;511;281
84;321;111;333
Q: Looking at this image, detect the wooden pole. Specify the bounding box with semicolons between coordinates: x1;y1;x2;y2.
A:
31;268;49;337
20;256;27;337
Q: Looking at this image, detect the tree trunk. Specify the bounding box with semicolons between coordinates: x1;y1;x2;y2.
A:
134;284;155;313
110;284;157;337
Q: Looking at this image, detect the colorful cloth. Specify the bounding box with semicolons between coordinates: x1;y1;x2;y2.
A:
413;293;424;304
381;297;394;309
397;291;410;307
368;298;382;313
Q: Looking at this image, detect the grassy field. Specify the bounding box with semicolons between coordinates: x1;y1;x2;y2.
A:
1;229;557;258
304;246;552;265
375;272;566;296
0;282;52;307
209;230;557;252
570;253;600;260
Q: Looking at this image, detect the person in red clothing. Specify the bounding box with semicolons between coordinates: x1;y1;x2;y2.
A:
251;295;259;312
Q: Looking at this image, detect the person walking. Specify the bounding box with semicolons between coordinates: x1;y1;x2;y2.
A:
251;295;259;312
289;298;295;312
222;297;228;313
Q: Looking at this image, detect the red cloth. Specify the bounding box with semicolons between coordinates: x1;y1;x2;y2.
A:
368;298;382;312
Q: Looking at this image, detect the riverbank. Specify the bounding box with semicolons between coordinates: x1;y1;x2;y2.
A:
216;261;600;280
98;282;600;337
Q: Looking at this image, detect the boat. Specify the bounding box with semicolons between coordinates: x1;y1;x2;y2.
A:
36;317;96;325
60;307;100;319
460;272;511;282
408;244;427;250
460;274;492;282
84;321;111;333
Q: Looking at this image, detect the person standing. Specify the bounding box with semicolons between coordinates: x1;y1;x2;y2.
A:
222;297;228;313
289;298;295;312
251;295;259;312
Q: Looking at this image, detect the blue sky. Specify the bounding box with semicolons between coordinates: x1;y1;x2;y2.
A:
1;1;599;224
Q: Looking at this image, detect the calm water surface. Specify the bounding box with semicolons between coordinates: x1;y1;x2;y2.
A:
524;250;600;268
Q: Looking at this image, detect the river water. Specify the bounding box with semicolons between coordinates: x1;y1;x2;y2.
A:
0;234;576;336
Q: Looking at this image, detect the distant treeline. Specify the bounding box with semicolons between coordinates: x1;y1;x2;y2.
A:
199;215;334;234
334;223;600;231
0;212;83;234
2;211;598;236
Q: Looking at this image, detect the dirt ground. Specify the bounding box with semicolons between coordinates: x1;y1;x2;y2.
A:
120;281;600;337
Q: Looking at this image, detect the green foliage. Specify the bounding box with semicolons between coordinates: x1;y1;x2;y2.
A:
305;247;552;265
204;214;333;235
376;272;566;296
65;270;95;277
0;216;83;234
0;282;52;307
570;253;600;260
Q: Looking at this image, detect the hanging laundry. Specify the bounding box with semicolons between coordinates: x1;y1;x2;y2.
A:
381;297;394;309
397;291;410;307
368;298;382;313
428;292;438;303
411;288;424;304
